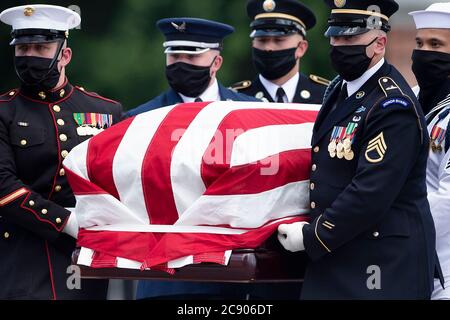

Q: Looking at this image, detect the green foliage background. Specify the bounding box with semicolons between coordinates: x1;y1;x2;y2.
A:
0;0;334;110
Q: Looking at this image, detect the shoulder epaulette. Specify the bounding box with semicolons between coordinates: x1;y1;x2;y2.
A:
75;86;120;105
377;77;424;143
377;77;412;110
230;80;252;91
0;89;19;103
378;77;407;98
309;74;331;86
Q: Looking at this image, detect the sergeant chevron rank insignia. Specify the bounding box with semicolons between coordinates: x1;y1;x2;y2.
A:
365;132;387;163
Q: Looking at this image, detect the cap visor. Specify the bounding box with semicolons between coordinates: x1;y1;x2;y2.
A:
10;35;62;46
324;26;370;37
164;47;211;55
250;29;297;38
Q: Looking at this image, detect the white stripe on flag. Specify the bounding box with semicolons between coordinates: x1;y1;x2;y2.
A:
78;248;233;270
116;257;143;270
63;139;90;180
77;247;94;267
230;123;314;167
86;223;248;235
113;105;176;224
171;102;320;216
167;255;194;269
176;181;310;228
76;194;148;229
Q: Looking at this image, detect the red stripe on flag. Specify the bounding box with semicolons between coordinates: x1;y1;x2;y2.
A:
77;217;308;268
144;216;308;267
90;251;118;269
204;149;311;196
86;117;135;200
193;252;227;265
64;167;109;195
142;102;210;225
77;229;160;263
200;109;318;189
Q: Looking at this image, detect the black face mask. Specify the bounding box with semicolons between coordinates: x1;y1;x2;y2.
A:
252;47;298;80
14;56;61;91
412;49;450;105
166;59;215;98
330;38;378;82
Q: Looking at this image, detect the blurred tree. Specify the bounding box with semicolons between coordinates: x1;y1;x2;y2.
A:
0;0;333;110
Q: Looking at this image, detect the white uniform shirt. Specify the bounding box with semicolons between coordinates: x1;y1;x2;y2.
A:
426;94;450;279
179;79;220;103
259;73;299;103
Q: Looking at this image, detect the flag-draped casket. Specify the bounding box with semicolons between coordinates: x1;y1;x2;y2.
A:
64;101;320;274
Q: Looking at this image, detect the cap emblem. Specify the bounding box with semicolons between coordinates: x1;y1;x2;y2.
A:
334;0;347;8
263;0;276;13
171;22;187;33
23;7;35;17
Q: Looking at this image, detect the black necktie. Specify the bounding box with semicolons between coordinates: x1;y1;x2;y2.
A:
330;83;348;113
195;97;203;102
276;87;286;103
337;83;348;105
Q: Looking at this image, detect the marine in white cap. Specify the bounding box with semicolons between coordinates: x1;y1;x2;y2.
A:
410;2;450;301
0;4;123;300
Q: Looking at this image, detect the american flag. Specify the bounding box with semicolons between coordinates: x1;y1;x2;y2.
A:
63;101;319;272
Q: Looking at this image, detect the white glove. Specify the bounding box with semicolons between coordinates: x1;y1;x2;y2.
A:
63;209;79;239
277;222;309;253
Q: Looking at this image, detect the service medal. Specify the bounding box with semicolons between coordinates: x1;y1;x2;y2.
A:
343;138;352;151
344;150;355;161
430;125;446;153
77;126;86;136
337;142;345;154
328;141;337;153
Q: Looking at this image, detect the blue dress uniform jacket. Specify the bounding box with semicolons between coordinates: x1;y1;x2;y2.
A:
232;73;328;104
0;81;123;300
301;62;438;300
127;84;257;116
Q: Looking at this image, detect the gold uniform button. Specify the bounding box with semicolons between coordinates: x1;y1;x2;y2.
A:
314;146;320;153
20;139;27;146
60;134;68;142
4;232;10;239
54;186;62;192
373;232;380;238
61;150;69;158
59;169;66;176
56;218;62;224
9;91;15;96
29;200;35;207
41;209;48;215
311;202;316;209
53;105;61;113
310;183;315;191
57;119;65;126
312;164;317;172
